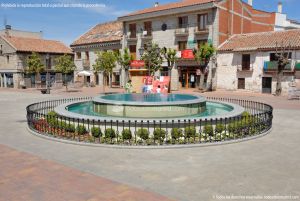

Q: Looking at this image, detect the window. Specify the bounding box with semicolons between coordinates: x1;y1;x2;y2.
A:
178;41;187;51
197;40;207;49
144;21;152;36
76;52;81;60
85;51;89;61
238;78;245;89
178;16;188;28
129;23;137;38
6;55;9;64
242;54;251;70
270;52;291;61
129;45;137;60
198;14;208;31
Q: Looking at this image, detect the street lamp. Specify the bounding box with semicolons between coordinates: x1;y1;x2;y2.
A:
46;54;50;94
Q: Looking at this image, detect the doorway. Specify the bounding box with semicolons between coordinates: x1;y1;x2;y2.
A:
179;69;196;88
262;77;272;94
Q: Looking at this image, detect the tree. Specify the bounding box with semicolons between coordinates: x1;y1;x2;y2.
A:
26;52;45;74
26;52;45;88
55;54;76;91
115;48;133;87
162;47;178;68
141;43;163;76
193;43;216;90
93;51;117;91
274;42;291;96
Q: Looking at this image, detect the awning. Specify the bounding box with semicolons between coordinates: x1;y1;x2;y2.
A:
77;71;92;76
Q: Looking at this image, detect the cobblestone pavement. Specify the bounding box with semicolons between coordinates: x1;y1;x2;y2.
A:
0;88;300;201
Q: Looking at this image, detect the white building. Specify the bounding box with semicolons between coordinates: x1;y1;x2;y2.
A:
217;29;300;94
70;21;123;87
274;2;300;31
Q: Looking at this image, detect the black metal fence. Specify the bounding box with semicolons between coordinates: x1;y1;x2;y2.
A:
26;97;273;146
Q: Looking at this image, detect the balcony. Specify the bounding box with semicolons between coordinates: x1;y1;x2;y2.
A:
295;62;300;71
194;27;209;35
141;30;152;40
127;32;137;42
263;61;292;72
82;59;90;70
175;25;189;37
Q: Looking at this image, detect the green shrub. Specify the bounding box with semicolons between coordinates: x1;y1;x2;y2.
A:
242;111;251;118
153;128;167;141
228;123;237;133
104;128;116;139
76;125;87;135
137;128;149;140
47;111;58;127
171;128;183;140
215;123;225;134
91;127;102;138
184;126;196;138
64;123;75;132
122;129;132;140
204;124;214;136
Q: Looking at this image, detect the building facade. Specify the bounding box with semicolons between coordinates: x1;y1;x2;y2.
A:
118;0;299;90
217;29;300;94
0;26;73;89
70;21;123;87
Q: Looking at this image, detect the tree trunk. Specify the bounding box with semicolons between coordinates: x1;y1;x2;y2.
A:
65;74;68;92
199;74;205;90
206;61;213;91
109;72;112;88
275;66;284;96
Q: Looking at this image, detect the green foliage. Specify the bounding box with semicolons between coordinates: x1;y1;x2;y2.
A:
91;127;102;138
26;52;45;74
153;127;167;141
93;51;117;74
193;43;216;65
104;128;116;139
46;111;58;127
76;125;87;135
215;123;225;134
171;128;183;140
204;124;214;137
55;54;76;74
137;128;149;140
64;123;75;132
121;129;132;140
141;43;163;75
161;47;178;67
184;126;196;138
116;48;133;71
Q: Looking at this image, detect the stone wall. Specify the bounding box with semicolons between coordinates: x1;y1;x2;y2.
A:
217;50;300;94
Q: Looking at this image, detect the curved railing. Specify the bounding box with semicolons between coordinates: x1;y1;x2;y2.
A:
26;97;273;146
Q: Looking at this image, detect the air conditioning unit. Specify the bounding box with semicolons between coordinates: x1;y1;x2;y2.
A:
143;31;148;36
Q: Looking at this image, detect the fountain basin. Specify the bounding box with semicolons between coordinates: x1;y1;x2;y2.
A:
92;93;206;118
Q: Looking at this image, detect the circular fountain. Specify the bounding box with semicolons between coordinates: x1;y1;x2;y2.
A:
92;93;206;118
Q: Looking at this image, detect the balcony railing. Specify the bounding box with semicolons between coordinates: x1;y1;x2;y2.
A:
175;24;189;36
127;32;137;41
82;59;90;70
141;29;153;40
194;27;209;35
263;61;292;72
238;61;253;72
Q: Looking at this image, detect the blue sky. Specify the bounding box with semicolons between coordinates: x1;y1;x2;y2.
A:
0;0;299;45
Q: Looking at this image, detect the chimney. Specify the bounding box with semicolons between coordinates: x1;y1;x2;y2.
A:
277;2;282;13
154;2;159;7
248;0;252;6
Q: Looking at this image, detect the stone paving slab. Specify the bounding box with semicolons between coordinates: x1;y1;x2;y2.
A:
0;144;175;201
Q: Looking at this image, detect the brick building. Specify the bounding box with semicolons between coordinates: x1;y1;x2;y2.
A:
118;0;299;90
70;21;123;87
0;26;73;89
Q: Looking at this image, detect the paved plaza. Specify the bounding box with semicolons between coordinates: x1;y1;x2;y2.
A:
0;88;300;201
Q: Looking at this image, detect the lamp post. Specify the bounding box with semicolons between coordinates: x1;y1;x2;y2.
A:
46;54;50;94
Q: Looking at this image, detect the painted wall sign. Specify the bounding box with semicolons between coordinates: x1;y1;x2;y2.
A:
130;60;145;68
181;49;195;59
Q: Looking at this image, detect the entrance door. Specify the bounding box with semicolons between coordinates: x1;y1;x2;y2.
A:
262;77;272;94
179;69;196;88
188;72;196;88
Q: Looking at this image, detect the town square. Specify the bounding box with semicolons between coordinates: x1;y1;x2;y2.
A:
0;0;300;200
